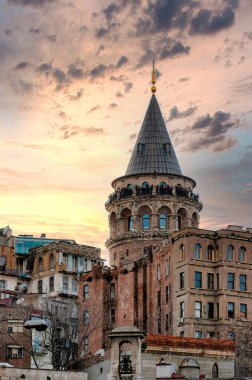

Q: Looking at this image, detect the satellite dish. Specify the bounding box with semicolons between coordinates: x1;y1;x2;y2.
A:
16;298;24;305
19;284;28;293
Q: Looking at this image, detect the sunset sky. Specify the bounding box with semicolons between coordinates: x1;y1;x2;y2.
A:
1;0;252;259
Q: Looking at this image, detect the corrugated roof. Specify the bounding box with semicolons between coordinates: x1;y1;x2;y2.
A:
125;95;182;176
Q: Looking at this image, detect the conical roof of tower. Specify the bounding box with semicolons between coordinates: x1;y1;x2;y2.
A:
125;94;182;176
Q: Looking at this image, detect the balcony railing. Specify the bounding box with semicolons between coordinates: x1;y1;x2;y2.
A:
0;269;31;278
106;184;202;209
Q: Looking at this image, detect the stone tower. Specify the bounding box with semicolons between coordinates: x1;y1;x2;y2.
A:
105;67;202;266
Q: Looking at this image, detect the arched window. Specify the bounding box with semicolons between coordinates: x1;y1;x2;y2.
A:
194;244;201;259
128;216;133;231
142;182;149;188
206;245;214;261
177;215;182;230
191;212;198;228
180;244;185;261
159;182;166;188
127;184;133;190
38;257;43;272
159;213;167;229
114;252;117;261
142;214;150;229
226;245;234;261
49;254;54;270
239;247;246;262
212;363;219;379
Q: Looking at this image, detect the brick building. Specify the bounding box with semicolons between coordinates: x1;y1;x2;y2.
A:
79;70;252;378
0;305;31;368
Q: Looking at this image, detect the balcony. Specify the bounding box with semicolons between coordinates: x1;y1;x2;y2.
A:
58;288;78;298
106;184;202;210
0;269;31;279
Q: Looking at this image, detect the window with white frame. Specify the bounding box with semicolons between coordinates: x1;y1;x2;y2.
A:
7;345;23;359
7;320;24;333
195;301;202;318
0;280;6;289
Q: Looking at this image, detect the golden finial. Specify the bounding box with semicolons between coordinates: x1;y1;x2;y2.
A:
151;60;156;94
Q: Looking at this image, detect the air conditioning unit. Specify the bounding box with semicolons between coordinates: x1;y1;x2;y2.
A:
178;317;184;324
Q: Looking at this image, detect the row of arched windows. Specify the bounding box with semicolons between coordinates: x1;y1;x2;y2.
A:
38;254;55;272
110;208;198;234
193;244;248;262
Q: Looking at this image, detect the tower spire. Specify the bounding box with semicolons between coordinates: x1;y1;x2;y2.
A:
151;60;156;94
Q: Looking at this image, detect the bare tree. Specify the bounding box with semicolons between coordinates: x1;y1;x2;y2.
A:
0;296;102;370
0;303;41;368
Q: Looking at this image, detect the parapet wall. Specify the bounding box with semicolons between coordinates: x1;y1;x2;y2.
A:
0;367;87;380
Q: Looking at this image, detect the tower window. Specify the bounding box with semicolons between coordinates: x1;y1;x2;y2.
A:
142;182;149;188
128;216;133;231
159;213;167;229
142;214;150;229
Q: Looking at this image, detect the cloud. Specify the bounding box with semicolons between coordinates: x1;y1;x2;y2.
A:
103;3;121;22
137;38;190;68
123;82;133;93
180;111;240;152
129;133;137;141
168;105;197;121
160;41;190;59
67;64;84;79
242;183;252;194
95;28;109;39
15;62;30;70
90;64;107;78
109;103;117;108
68;89;84;101
116;55;129;68
28;27;41;34
15;79;34;94
59;125;106;139
190;7;236;35
109;75;127;82
116;91;124;98
87;105;101;114
8;0;55;7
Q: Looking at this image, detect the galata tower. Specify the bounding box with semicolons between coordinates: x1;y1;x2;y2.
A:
106;64;202;266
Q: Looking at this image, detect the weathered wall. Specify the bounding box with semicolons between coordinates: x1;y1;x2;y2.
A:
141;352;234;379
0;367;87;380
84;359;110;380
